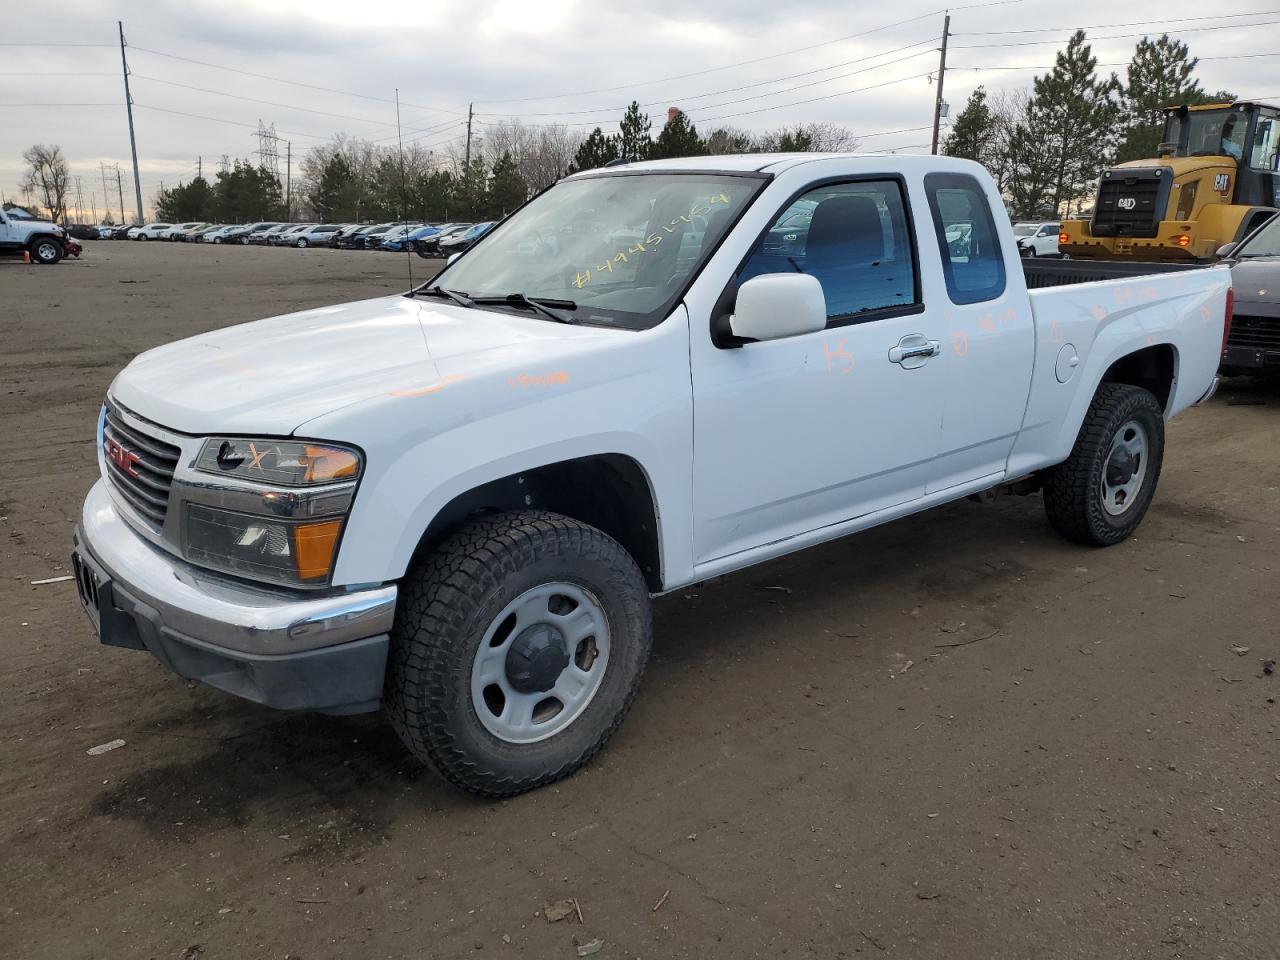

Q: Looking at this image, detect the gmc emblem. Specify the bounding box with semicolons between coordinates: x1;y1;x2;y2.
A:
105;437;141;478
1117;197;1137;210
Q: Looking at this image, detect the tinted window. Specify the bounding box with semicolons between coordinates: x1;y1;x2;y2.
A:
925;173;1006;305
739;179;918;322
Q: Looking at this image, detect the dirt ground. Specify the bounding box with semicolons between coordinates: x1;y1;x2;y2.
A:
2;241;1279;960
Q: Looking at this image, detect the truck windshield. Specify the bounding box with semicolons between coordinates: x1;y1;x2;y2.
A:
1012;223;1037;237
1237;214;1280;257
428;172;766;330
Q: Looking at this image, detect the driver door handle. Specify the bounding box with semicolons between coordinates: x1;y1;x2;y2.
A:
888;334;941;369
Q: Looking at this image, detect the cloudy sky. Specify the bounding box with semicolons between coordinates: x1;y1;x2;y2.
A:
3;0;1276;220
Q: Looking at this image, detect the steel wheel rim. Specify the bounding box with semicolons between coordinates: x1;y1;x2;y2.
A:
36;242;58;261
1101;419;1148;516
470;582;611;744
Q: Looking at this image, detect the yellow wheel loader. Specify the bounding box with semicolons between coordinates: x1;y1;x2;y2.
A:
1061;100;1280;262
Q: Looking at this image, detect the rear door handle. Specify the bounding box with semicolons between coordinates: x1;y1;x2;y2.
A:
888;334;941;369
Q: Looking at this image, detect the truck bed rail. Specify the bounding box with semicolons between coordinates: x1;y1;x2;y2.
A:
1023;259;1205;289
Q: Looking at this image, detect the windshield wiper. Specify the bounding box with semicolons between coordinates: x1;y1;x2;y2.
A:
415;285;474;308
470;293;579;324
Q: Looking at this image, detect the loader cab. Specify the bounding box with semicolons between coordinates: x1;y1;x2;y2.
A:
1160;102;1280;207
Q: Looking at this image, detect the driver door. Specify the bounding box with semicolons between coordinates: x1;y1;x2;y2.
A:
689;177;944;566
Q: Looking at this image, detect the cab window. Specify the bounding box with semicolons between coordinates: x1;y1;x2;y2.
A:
1251;110;1280;171
924;173;1006;305
738;179;919;324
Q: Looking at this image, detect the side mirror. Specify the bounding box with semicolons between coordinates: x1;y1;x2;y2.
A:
730;273;827;342
1216;242;1237;259
447;252;461;266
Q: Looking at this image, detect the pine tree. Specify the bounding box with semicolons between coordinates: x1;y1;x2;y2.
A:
943;87;995;165
1116;34;1204;163
618;101;652;161
487;152;527;217
650;111;707;160
312;153;354;220
155;176;215;221
567;127;620;173
1007;31;1120;218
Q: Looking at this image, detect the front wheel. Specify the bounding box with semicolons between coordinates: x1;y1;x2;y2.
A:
1043;383;1165;546
30;238;62;264
296;238;308;248
386;511;652;797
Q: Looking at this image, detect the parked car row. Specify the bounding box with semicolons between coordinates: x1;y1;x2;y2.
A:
89;218;497;256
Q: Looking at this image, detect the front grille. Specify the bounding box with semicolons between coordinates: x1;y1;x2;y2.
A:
1228;314;1280;351
102;402;180;527
1091;168;1171;239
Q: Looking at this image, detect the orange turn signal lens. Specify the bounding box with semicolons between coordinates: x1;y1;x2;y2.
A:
303;445;360;484
1175;234;1191;248
292;518;343;581
1058;232;1069;245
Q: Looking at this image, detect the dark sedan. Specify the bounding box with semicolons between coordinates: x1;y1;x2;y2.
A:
1221;215;1280;376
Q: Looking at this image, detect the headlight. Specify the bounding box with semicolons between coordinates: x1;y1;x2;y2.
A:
182;439;362;587
194;438;359;486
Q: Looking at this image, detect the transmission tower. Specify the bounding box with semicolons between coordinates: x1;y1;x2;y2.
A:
255;121;280;178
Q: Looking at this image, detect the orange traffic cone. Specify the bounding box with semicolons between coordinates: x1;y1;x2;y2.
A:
21;250;31;263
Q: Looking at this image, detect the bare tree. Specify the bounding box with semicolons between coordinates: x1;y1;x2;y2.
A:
482;119;581;190
986;88;1029;198
21;144;70;222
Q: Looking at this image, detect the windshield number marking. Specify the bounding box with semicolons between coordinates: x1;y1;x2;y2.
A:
568;194;737;292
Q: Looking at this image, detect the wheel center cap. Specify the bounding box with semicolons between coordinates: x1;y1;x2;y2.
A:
1107;450;1138;485
505;623;570;694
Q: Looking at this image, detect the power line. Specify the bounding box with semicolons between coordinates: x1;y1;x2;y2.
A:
0;42;113;47
133;103;333;141
0;102;118;106
952;51;1280;71
476;41;940;119
951;19;1280;48
951;9;1280;35
127;45;468;117
129;74;400;129
472;9;952;105
688;71;935;125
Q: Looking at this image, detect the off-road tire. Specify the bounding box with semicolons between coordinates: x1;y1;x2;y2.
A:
30;238;62;264
386;510;652;798
1043;383;1164;546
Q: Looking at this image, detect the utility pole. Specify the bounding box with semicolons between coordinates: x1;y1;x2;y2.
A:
118;21;144;224
73;176;86;224
115;166;126;224
930;12;951;155
285;140;291;220
197;155;202;179
90;190;98;224
465;102;474;168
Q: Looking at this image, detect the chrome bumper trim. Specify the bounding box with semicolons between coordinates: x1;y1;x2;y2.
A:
76;479;396;656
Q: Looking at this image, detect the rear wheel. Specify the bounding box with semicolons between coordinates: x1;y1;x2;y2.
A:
297;238;308;248
1043;383;1164;546
30;238;62;264
386;511;652;797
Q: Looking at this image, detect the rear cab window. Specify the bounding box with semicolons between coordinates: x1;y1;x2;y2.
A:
924;173;1006;305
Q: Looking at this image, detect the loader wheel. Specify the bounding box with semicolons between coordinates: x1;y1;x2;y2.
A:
1043;383;1164;546
386;511;652;797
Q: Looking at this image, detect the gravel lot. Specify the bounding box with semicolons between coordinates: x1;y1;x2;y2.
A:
3;241;1279;960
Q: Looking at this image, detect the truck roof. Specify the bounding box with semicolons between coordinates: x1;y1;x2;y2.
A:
568;152;983;177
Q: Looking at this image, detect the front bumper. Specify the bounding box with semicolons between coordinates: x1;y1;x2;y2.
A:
73;479;397;714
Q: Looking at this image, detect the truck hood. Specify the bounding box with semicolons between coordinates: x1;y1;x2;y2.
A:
110;294;622;436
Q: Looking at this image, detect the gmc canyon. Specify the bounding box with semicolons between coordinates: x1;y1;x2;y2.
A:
72;154;1231;796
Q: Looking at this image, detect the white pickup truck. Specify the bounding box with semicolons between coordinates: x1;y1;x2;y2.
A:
72;155;1230;797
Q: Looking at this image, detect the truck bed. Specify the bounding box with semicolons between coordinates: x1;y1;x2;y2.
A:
1022;258;1206;289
